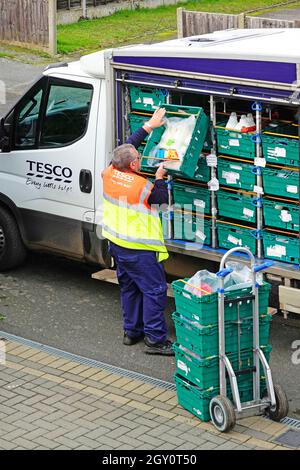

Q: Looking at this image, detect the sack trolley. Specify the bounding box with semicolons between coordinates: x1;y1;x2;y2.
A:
209;247;289;432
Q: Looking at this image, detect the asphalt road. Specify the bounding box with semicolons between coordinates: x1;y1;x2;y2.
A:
0;58;300;419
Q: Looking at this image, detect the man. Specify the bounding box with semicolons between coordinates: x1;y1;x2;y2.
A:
102;108;174;356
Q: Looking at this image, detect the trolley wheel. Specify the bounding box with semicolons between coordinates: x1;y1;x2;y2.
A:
209;395;236;432
265;384;289;422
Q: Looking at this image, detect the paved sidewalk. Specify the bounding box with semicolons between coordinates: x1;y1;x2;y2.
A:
0;338;295;450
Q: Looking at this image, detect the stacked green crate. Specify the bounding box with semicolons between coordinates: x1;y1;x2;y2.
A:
128;113;149;154
129;85;167;112
215;123;256;159
216;220;258;254
262;231;299;264
173;211;211;245
263;199;299;232
217;158;256;191
173;182;211;214
217;189;257;224
172;277;272;421
262;122;299;167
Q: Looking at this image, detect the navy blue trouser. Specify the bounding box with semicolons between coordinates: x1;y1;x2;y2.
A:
109;242;168;343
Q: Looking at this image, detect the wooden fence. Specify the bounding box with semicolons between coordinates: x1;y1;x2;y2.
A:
177;8;300;38
0;0;57;54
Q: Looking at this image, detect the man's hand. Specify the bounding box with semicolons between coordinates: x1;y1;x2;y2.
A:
143;108;166;133
155;162;167;180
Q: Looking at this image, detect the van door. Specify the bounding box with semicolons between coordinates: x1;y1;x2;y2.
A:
0;74;99;258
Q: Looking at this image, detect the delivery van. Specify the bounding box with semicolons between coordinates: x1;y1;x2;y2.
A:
0;28;300;299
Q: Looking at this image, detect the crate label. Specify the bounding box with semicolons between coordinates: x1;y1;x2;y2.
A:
143;97;154;106
206;153;217;167
228;235;241;245
280;210;292;222
177;360;189;375
196;230;206;241
243;208;254;218
230;164;243;171
274;146;286;157
267;244;286;257
229;139;240;147
208;178;219;191
254;157;266;167
287;185;298;194
194;199;205;208
222;171;240;184
254;185;264;194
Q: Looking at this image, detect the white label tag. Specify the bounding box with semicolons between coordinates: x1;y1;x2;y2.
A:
194;199;205;208
287;185;298;194
230;164;243;171
206;153;217;167
196;230;206;241
143;97;154;106
267;244;286;257
254;185;264;194
229;139;240;147
280;210;292;222
222;171;240;184
228;235;241;245
177;360;189;375
243;208;254;218
254;157;266;167
208;178;219;191
274;146;286;157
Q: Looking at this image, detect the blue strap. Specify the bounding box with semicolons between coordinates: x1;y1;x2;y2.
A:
251;102;262;111
216;267;233;278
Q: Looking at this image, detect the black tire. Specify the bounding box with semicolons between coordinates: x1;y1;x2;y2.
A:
0;207;26;271
265;384;289;422
209;395;236;432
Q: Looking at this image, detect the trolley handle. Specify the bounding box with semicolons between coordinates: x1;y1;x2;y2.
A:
216;267;233;278
253;261;274;273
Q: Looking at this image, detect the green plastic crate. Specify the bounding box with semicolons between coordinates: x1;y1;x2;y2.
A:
142;104;209;178
128;113;149;138
172;312;272;357
262;123;299;167
217;158;256;191
217;189;257;223
174;343;272;390
172;279;271;326
174;373;215;421
215;123;256;159
186;155;210;183
217;221;258;254
263;167;299;200
173;182;211;215
262;231;299;264
174;374;267;422
263;199;299;232
173;212;211;245
129;85;167;112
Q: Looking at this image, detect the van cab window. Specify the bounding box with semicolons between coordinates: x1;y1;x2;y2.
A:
12;79;93;150
14;88;43;149
40;83;93;148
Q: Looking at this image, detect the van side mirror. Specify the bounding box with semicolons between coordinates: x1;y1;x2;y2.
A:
0;116;12;153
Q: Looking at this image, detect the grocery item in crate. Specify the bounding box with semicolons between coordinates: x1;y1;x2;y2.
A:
147;115;196;170
226;112;256;133
184;263;262;298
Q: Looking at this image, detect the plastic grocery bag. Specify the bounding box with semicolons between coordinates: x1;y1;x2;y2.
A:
148;114;196;169
183;270;218;298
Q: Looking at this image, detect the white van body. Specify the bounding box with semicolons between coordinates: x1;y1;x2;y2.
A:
0;28;300;280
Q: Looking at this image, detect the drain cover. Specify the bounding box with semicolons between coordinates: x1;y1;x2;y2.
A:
275;429;300;448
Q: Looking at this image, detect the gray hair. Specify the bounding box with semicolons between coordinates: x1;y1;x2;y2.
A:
112;143;137;170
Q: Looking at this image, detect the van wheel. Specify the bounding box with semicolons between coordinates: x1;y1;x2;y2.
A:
0;207;26;271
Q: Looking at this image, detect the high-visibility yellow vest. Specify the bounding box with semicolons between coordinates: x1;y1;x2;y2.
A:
102;165;169;262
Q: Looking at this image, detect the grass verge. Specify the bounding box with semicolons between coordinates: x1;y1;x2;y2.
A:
57;0;296;55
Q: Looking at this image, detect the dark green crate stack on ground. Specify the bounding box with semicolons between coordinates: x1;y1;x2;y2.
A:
215;123;256;159
217;189;257;224
262;122;299;167
172;277;272;421
142;104;209;178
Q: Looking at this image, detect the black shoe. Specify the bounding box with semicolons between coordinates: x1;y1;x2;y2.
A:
144;338;174;356
123;333;144;346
